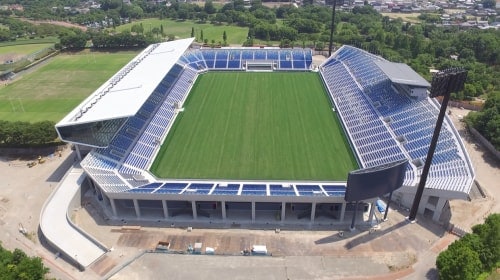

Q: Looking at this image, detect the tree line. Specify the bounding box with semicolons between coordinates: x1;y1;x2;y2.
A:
465;92;500;150
0;17;69;42
0;120;59;147
436;214;500;280
2;1;499;101
0;0;498;146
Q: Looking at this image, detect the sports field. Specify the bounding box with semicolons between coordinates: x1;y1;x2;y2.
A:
0;43;54;56
0;51;138;122
150;72;358;181
114;19;249;45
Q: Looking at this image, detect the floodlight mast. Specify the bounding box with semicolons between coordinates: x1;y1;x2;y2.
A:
328;0;339;57
408;68;467;222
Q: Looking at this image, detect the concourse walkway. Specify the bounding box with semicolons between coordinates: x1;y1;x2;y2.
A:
40;166;107;269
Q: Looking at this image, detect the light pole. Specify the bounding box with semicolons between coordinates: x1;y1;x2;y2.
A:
328;0;340;57
408;68;468;222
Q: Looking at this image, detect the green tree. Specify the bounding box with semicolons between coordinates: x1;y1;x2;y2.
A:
223;30;227;42
204;0;217;14
436;214;500;279
60;32;87;50
466;92;500;150
130;24;144;34
471;212;500;270
436;240;482;280
233;0;246;12
151;27;160;38
0;245;49;279
315;41;324;51
197;11;208;23
191;27;195;38
100;0;122;11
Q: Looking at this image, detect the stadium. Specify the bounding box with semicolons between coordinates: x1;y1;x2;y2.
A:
55;38;475;228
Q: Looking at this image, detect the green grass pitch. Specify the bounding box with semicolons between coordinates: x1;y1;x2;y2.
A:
0;43;55;56
114;19;249;45
150;72;359;181
0;51;138;122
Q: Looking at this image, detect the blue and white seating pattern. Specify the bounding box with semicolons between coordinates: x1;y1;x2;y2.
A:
321;57;407;170
320;46;474;191
179;48;312;71
179;50;208;71
82;45;472;196
80;153;129;192
81;62;198;191
123;182;347;197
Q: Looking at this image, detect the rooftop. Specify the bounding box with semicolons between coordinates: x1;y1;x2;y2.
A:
374;60;431;88
56;38;194;126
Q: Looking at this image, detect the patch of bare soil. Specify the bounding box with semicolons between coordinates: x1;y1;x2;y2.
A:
19;18;86;31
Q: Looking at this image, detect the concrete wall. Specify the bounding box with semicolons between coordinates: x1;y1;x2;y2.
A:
468;126;500;161
65;176;109;253
448;101;482;111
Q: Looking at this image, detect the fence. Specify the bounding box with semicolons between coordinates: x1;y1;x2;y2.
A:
0;46;56;73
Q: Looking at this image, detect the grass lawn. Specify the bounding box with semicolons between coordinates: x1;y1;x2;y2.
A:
380;13;422;23
150;72;358;180
0;43;55;56
114;18;249;45
0;50;139;122
0;37;59;48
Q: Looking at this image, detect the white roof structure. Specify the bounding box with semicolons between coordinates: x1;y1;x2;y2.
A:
374;60;431;88
57;38;194;126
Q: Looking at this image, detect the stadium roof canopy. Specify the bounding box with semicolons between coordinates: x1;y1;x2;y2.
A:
55;38;194;147
57;38;194;126
374;61;431;88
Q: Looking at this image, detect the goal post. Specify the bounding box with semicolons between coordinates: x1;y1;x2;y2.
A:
246;60;275;72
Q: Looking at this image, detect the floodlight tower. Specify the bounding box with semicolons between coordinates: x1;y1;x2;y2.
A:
408;68;468;222
328;0;343;57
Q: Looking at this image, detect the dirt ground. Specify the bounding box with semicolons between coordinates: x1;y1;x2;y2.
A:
0;106;498;279
446;107;500;228
19;18;87;31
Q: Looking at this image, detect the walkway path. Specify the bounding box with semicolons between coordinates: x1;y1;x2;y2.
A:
40;166;107;268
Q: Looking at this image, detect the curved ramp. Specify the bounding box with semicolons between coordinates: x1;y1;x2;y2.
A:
40;166;106;268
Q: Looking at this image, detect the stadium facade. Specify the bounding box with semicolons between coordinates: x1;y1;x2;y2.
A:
55;38;475;227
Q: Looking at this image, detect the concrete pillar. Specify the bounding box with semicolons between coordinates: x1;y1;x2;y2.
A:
133;199;141;218
96;187;103;201
85;177;95;192
418;195;429;214
104;193;112;207
191;201;198;219
75;145;82;161
310;202;316;222
281;202;286;223
368;201;376;226
251;201;255;222
340;202;346;222
162;200;169;219
221;201;227;220
432;198;447;221
110;198;117;217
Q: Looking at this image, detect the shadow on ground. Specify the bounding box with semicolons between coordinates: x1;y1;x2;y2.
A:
46;151;76;182
425;268;438;280
343;220;410;249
